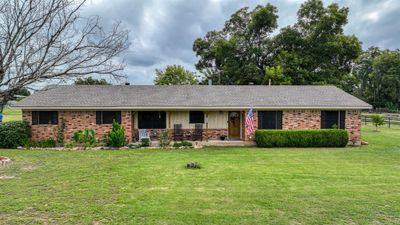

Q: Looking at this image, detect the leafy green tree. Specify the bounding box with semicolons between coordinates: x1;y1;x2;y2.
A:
370;114;385;131
351;48;400;109
154;65;199;85
370;50;400;109
272;0;362;86
15;88;31;97
193;4;278;84
75;76;110;85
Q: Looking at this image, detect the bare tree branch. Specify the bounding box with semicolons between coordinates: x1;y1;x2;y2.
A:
0;0;130;107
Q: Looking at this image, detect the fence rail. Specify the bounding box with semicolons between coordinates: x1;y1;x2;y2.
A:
362;114;400;128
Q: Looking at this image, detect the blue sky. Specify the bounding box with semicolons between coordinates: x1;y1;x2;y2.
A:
83;0;400;84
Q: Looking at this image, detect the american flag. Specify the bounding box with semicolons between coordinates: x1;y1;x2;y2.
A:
245;108;255;134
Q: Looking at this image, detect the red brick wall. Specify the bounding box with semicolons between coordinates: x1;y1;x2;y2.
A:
22;110;133;143
283;110;321;129
345;110;362;143
249;109;362;143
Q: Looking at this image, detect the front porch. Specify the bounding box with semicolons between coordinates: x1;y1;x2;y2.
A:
130;110;256;142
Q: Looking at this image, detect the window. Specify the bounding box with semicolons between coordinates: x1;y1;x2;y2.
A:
138;111;166;129
321;111;345;129
32;111;58;125
258;111;282;129
96;111;121;124
189;111;204;124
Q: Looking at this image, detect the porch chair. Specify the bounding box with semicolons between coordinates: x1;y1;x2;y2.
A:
138;129;150;141
193;124;203;141
173;124;183;141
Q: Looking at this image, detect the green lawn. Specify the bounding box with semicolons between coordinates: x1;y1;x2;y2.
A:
1;125;400;224
2;107;22;122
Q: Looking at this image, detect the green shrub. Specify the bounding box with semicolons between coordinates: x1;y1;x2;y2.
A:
173;142;183;148
181;140;193;147
72;128;100;147
25;138;56;148
158;130;170;148
370;114;385;131
105;121;126;147
140;138;150;147
255;129;348;148
0;121;30;148
64;142;74;149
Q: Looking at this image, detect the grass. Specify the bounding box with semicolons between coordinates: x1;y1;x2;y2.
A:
1;107;22;122
1;125;400;224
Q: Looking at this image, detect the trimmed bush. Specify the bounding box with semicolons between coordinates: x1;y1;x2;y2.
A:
255;129;348;148
106;121;126;148
0;121;30;148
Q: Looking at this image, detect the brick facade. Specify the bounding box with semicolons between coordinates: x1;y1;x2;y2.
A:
345;110;362;144
282;110;321;129
23;109;363;144
23;111;133;143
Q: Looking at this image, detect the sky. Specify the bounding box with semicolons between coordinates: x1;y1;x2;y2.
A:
82;0;400;84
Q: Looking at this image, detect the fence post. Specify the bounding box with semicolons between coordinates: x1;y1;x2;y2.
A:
388;117;391;128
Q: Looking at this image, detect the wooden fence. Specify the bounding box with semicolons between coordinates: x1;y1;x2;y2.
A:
362;114;400;128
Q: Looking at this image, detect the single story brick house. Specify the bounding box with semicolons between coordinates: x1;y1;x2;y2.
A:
15;85;372;144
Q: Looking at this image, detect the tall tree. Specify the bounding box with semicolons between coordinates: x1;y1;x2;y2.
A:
75;76;110;85
370;50;400;108
154;65;199;85
0;0;129;111
272;0;362;86
193;4;278;84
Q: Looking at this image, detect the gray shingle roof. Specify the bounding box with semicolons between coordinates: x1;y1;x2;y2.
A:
15;85;372;109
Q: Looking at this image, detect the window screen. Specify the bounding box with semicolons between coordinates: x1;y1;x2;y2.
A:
258;111;282;129
32;111;58;125
189;111;204;124
96;111;121;124
138;111;166;129
321;111;345;129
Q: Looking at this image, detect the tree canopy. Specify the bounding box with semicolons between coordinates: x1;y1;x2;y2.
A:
193;0;362;86
75;76;111;85
154;65;199;85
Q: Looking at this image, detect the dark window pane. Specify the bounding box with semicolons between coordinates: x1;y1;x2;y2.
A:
33;111;58;124
138;111;166;129
96;111;102;124
258;111;282;129
189;111;204;124
101;111;121;124
321;111;341;129
339;111;346;129
32;111;39;125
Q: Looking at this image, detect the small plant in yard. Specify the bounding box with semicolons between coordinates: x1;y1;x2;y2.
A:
173;140;193;148
64;142;74;149
158;130;170;148
186;161;201;169
140;138;151;147
105;121;126;147
25;138;56;149
72;128;99;147
370;114;385;131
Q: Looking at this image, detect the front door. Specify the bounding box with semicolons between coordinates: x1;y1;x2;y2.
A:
228;111;240;139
